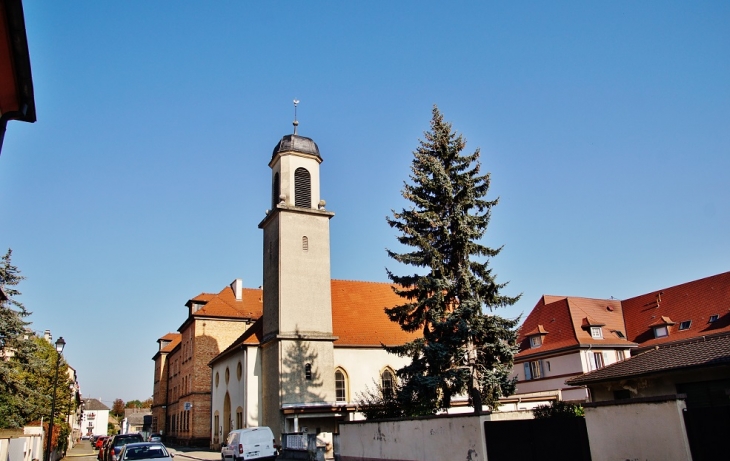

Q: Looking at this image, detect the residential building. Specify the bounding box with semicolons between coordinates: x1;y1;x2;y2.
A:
151;284;260;446
511;270;730;406
80;398;110;438
510;296;637;405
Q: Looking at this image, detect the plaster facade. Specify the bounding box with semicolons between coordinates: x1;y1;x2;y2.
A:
583;398;692;461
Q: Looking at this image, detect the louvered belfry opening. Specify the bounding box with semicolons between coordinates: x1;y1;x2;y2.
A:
272;172;280;208
294;167;311;208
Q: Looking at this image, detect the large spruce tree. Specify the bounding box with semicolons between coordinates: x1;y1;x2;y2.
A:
384;106;520;416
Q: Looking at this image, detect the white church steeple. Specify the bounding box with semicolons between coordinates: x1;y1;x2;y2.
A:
258;111;337;434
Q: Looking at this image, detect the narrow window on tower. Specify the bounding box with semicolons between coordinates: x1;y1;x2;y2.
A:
294;167;311;207
302;236;308;251
305;363;312;380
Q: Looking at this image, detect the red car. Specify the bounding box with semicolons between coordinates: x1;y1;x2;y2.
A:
94;436;108;450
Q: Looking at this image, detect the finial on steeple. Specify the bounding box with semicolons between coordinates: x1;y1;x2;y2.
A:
293;99;300;135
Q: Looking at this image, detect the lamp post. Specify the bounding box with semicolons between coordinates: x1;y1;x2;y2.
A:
45;337;66;461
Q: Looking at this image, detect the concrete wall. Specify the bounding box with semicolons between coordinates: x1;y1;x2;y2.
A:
339;412;533;461
583;397;692;461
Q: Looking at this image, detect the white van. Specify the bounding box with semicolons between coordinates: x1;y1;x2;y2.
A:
221;427;277;461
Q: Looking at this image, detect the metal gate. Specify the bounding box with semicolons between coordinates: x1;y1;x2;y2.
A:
484;417;591;461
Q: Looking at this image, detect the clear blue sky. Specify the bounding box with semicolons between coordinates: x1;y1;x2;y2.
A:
1;1;728;404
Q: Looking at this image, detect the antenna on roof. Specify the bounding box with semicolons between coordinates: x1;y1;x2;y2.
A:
293;99;300;135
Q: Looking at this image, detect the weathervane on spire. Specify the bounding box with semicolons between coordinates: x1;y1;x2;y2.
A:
293;99;300;135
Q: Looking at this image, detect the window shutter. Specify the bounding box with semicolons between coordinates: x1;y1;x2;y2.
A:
523;362;532;380
294;168;311;208
538;360;545;377
602;351;610;365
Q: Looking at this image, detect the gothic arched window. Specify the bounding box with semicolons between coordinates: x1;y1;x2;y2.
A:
294;167;311;208
381;368;395;397
335;369;347;403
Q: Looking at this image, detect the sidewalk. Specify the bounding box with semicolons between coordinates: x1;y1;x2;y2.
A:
65;440;96;458
167;446;220;461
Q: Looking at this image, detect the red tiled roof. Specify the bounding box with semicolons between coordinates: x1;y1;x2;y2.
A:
209;279;421;364
621;271;730;348
188;286;263;320
158;332;180;342
331;279;421;347
160;333;181;353
566;332;730;385
516;296;635;359
523;325;548;336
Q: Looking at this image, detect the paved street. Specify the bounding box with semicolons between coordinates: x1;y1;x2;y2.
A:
64;441;220;461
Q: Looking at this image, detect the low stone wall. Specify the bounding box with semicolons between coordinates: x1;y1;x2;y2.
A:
583;395;692;461
338;411;533;461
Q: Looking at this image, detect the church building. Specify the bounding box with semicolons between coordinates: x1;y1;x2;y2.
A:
152;123;418;448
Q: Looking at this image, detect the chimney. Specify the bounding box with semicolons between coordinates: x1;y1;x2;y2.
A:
44;330;52;342
231;279;243;301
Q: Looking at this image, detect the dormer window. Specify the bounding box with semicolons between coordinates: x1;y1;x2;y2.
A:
678;320;691;331
191;302;205;313
709;314;719;323
650;316;675;338
581;317;606;339
524;325;548;349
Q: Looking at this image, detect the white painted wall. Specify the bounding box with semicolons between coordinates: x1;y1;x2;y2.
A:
333;348;411;404
340;415;488;461
584;398;693;461
81;409;109;437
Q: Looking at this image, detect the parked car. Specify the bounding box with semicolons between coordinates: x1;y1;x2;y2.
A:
106;434;145;461
221;427;277;461
95;436;109;450
99;438;112;461
118;442;173;461
147;434;162;443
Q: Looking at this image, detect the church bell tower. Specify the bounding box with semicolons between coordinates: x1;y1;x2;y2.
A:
258;112;337;435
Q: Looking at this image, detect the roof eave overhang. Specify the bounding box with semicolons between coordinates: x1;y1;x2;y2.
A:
1;0;36;124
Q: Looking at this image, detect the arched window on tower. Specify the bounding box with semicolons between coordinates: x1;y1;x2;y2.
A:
294;167;311;208
272;172;280;208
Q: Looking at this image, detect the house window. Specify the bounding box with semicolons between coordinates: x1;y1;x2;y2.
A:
381;369;395;397
613;389;631;400
593;352;605;369
294;167;311;208
335;369;347;403
236;407;243;429
614;330;625;339
654;325;669;338
215;372;219;387
678;320;691;331
616;350;626;361
302;236;309;251
305;363;312;380
225;367;230;384
523;360;543;380
237;361;242;381
590;327;603;339
530;336;542;348
709;314;719;323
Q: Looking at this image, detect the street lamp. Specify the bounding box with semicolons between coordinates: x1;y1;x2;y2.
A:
45;337;66;461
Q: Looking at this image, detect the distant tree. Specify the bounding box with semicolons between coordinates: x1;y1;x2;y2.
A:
381;107;520;417
141;397;153;408
125;400;142;409
532;400;584;419
111;399;125;417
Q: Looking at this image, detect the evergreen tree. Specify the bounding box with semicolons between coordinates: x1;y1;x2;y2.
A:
383;106;520;416
0;249;31;353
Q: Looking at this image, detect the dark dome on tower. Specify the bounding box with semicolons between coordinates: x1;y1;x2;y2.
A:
272;134;320;158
